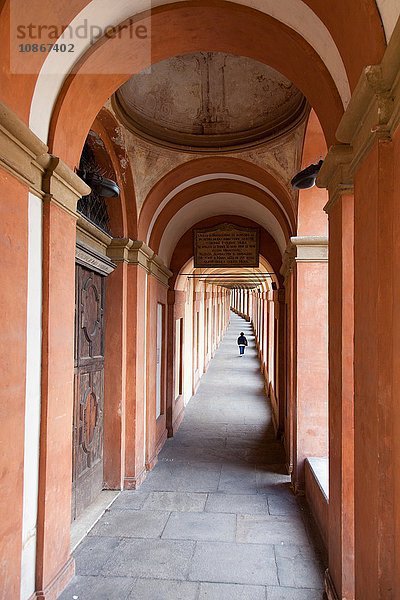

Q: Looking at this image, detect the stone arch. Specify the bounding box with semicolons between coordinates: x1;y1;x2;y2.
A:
139;156;297;241
148;182;292;267
91;108;138;238
44;2;349;169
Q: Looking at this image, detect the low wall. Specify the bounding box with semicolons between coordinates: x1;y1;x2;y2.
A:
305;457;329;550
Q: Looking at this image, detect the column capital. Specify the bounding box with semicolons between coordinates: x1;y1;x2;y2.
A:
281;237;328;281
0;101;90;215
317;145;354;213
41;154;90;218
319;21;400;192
107;239;172;286
291;236;328;263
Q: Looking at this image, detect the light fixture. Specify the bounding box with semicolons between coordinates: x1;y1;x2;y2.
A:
291;159;323;190
78;169;120;198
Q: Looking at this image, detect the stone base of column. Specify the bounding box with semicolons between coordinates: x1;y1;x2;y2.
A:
145;453;159;473
124;467;148;490
169;404;185;437
34;557;75;600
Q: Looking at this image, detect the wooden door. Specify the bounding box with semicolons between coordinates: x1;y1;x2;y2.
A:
72;265;105;521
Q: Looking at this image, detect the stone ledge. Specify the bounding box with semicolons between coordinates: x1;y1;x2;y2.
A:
0;100;90;213
306;456;329;500
305;457;329;553
107;238;172;286
281;237;328;276
317;18;400;203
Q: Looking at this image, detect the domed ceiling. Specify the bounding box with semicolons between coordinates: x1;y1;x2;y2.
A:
114;52;308;151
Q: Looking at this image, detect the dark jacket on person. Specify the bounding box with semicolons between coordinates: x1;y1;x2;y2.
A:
237;335;248;346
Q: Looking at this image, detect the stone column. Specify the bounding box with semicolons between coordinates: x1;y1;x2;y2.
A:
0;102;51;597
322;37;400;597
36;158;90;598
318;147;355;600
284;236;328;493
277;289;286;436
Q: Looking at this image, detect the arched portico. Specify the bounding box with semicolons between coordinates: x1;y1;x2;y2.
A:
1;3;400;600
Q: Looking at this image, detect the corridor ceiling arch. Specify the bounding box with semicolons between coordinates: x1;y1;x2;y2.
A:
146;175;294;246
29;2;357;167
29;0;354;146
154;192;288;267
139;156;298;241
147;179;293;255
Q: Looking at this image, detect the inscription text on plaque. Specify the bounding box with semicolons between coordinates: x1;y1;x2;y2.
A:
194;223;259;268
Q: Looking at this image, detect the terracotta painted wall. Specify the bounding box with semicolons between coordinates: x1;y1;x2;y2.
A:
146;276;169;469
104;261;127;490
0;169;28;598
353;136;396;599
393;127;400;598
36;198;77;595
293;261;328;490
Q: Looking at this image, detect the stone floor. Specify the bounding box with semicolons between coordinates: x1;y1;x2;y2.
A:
61;313;326;600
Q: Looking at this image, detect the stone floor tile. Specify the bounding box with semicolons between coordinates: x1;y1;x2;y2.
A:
128;578;199;599
61;314;325;599
74;535;122;576
142;491;207;512
267;494;299;516
189;541;278;586
266;587;324;599
162;511;236;542
58;575;136;600
110;490;149;510
141;463;221;492
89;509;170;538
218;464;257;494
274;544;324;589
103;538;195;579
199;582;266;599
255;466;292;493
236;514;309;545
173;436;226;448
205;492;268;514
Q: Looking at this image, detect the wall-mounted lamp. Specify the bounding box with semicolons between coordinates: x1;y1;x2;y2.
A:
78;170;120;198
291;159;324;190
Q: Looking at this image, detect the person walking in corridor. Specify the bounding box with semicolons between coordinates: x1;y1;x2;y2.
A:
237;332;248;356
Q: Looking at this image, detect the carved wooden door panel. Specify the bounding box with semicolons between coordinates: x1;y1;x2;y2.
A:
72;265;105;521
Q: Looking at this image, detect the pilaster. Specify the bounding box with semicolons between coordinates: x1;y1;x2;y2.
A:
315;19;400;598
284;236;328;494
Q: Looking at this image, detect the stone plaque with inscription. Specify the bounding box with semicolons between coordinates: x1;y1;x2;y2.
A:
194;223;260;268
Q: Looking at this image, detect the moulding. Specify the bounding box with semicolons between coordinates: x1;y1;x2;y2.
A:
145;453;158;472
317;145;354;213
319;19;400;197
107;238;172;285
107;237;135;263
280;236;328;278
280;243;296;280
0;101;90;214
291;236;328;263
324;569;340;600
0;100;47;194
317;21;400;211
124;468;147;490
40;155;90;217
77;215;113;250
75;241;116;276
